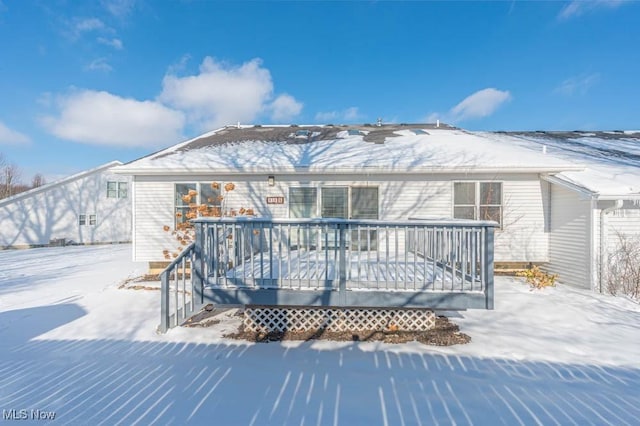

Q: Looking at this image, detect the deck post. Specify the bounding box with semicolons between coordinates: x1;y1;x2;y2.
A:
338;223;347;305
484;225;495;310
194;222;205;305
160;269;170;333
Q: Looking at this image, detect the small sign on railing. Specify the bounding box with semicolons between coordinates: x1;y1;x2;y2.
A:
266;196;285;204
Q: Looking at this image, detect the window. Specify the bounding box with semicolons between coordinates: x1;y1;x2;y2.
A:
78;214;96;226
479;182;502;223
174;183;222;227
351;187;379;219
453;182;476;220
289;187;317;218
351;187;379;250
453;182;502;226
321;187;348;218
118;182;128;198
107;181;128;198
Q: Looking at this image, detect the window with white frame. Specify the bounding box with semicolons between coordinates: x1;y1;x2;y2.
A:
350;187;379;219
289;187;317;218
321;187;348;218
78;214;96;226
453;182;502;226
107;181;128;198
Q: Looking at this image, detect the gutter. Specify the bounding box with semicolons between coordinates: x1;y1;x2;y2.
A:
113;166;585;176
541;174;595;199
599;199;624;293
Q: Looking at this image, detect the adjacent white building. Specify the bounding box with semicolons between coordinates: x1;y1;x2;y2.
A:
0;161;132;248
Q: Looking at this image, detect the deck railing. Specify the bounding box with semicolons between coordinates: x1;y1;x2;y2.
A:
187;218;495;313
160;218;496;332
159;242;196;333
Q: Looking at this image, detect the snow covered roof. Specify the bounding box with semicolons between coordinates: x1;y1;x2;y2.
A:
116;124;580;176
0;161;123;207
488;131;640;198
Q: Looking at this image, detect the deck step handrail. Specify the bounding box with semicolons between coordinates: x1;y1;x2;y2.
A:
159;242;196;333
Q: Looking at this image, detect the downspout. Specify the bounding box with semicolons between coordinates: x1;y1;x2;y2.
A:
599;199;624;293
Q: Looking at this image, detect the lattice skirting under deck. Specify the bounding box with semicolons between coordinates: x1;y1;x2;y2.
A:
243;306;436;332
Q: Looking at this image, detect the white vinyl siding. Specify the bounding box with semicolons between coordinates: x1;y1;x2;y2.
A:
545;184;591;289
607;207;640;244
133;180;175;262
131;174;549;263
494;179;550;262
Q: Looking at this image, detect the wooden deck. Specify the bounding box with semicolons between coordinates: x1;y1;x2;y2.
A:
160;218;496;332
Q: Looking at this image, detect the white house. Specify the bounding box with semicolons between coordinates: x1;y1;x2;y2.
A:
115;124;640;291
0;161;132;248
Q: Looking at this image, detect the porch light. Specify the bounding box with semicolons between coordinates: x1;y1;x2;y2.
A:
268;176;275;186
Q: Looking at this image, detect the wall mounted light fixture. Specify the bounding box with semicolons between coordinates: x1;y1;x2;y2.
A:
268;175;275;186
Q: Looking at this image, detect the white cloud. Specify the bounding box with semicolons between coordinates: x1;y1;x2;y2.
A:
425;112;441;123
74;17;107;34
450;88;512;121
558;0;626;20
343;107;361;121
315;106;362;123
315;111;338;122
98;37;123;50
42;90;185;148
554;73;600;96
159;57;301;129
269;94;303;122
102;0;136;18
85;57;113;72
0;121;30;145
426;88;512;124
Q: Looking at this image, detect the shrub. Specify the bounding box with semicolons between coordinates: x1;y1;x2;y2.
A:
161;181;254;260
604;233;640;299
516;266;557;289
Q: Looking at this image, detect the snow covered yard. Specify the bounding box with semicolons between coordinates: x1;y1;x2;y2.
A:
1;245;640;425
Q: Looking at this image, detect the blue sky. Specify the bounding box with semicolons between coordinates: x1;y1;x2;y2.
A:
1;0;639;181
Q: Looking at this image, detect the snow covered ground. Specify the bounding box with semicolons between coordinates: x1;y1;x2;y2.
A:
1;245;640;425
